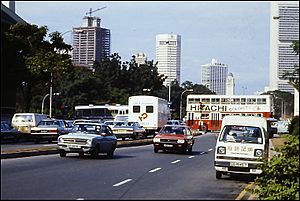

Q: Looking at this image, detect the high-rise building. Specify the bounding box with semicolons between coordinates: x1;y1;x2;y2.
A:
156;34;181;86
226;72;235;96
201;59;228;95
134;53;147;66
72;16;111;68
269;1;299;94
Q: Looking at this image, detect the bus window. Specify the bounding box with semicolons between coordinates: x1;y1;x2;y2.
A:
133;106;140;113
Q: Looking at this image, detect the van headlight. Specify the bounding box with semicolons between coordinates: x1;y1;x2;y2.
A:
177;139;185;144
217;146;226;154
254;149;263;157
153;138;160;143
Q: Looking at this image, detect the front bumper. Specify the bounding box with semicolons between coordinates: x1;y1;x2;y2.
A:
214;160;263;175
153;142;192;151
58;143;94;153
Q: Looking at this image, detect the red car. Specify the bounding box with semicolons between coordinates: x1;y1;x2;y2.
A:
153;125;195;154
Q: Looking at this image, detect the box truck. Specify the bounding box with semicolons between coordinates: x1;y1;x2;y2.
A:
128;95;171;136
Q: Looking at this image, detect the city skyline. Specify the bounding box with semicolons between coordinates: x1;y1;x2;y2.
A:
6;1;271;94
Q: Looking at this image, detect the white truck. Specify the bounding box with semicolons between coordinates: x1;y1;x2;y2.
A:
214;115;269;179
128;95;171;136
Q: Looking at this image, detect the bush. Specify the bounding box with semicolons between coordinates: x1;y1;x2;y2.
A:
251;116;299;200
288;115;299;136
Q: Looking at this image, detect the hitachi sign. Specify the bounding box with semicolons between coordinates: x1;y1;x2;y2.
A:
189;104;227;112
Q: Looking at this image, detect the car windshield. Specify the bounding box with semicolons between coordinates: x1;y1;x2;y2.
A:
159;126;185;135
72;124;102;135
219;125;263;144
38;120;60;126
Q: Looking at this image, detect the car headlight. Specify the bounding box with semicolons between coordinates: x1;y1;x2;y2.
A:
217;146;226;154
86;139;92;145
153;138;160;143
254;149;263;157
58;137;64;143
177;139;185;144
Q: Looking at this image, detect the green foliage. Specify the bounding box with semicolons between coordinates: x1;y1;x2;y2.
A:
252;116;299;200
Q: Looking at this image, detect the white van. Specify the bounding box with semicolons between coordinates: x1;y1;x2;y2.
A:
11;113;48;134
214;116;269;179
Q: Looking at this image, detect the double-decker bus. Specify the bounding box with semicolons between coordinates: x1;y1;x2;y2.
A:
185;94;274;132
74;104;128;122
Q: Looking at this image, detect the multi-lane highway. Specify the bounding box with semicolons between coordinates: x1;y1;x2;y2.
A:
1;133;252;200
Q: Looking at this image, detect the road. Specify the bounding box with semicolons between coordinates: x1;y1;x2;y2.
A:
1;133;252;200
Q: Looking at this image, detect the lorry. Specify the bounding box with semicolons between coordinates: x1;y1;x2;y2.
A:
128;95;171;136
214;115;269;179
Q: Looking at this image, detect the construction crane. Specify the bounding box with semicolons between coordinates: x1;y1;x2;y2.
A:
86;6;107;17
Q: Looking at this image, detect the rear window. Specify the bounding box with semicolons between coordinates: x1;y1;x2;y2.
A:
13;115;33;122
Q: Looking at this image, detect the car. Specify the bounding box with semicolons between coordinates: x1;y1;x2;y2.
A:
103;120;125;129
153;125;194;154
57;122;117;158
111;121;146;140
277;120;289;134
30;119;73;143
1;121;21;143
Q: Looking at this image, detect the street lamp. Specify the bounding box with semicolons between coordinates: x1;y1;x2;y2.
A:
41;92;60;116
180;89;193;120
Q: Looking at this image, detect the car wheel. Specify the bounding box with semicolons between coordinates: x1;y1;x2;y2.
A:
216;171;222;179
154;148;158;153
91;145;99;158
107;150;114;159
187;147;193;154
78;152;84;157
59;150;66;157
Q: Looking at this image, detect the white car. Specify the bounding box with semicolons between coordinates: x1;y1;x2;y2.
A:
58;122;117;158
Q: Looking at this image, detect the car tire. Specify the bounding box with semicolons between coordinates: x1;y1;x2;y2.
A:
187;147;193;154
91;145;99;158
78;152;84;157
107;151;114;159
216;171;222;179
59;150;66;157
154;148;158;153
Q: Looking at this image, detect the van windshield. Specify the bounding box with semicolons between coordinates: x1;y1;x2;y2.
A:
219;125;263;144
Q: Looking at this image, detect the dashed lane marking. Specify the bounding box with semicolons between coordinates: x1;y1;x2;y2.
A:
171;160;181;164
149;168;162;173
113;179;133;187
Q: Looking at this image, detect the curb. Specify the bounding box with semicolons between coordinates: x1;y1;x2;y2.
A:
1;139;153;159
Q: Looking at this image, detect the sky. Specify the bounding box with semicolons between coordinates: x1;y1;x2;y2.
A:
4;1;271;95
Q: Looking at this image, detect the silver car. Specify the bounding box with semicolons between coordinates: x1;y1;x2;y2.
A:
58;122;117;159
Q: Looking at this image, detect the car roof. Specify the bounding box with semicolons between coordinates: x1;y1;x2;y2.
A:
164;124;188;128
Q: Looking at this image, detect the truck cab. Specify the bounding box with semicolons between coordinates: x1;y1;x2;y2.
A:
214;116;269;179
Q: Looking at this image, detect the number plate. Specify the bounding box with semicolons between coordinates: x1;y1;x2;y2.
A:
163;144;173;147
230;162;248;167
68;144;81;149
41;130;48;133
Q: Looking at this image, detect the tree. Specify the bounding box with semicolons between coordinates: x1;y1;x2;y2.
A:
4;23;73;112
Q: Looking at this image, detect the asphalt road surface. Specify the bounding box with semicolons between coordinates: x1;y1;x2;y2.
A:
1;133;252;200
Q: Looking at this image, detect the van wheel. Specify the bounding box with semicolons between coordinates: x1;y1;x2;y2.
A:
91;145;99;158
216;171;222;179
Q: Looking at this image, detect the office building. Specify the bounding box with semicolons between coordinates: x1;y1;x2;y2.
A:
201;59;228;95
156;34;181;86
72;16;111;68
134;53;147;66
269;1;299;94
226;72;235;96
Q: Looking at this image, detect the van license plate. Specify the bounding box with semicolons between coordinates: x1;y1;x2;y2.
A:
230;162;248;167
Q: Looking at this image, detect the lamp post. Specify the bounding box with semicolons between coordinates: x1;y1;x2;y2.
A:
180;89;193;120
41;92;60;116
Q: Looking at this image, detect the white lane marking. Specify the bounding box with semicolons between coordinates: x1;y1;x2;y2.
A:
113;179;132;187
171;160;181;164
76;198;85;200
208;148;213;152
149;168;162;173
188;156;195;159
199;151;206;155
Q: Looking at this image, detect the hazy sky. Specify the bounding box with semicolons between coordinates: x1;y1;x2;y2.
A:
6;1;271;95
